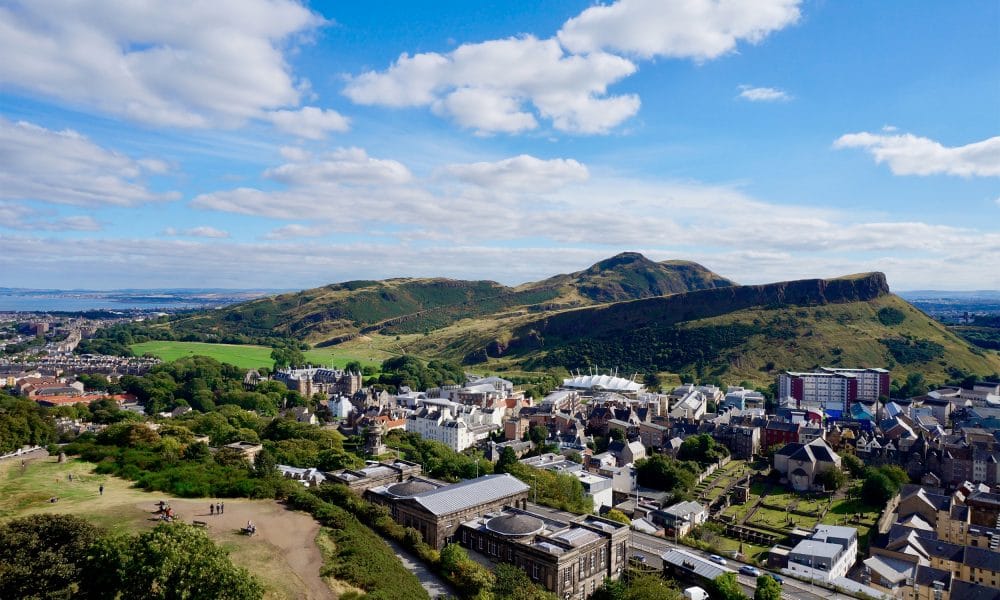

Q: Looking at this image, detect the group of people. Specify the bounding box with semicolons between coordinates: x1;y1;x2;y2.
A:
244;520;257;536
155;501;176;522
208;502;225;516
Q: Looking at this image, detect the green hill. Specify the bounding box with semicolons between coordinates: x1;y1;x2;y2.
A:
156;253;733;345
400;272;1000;387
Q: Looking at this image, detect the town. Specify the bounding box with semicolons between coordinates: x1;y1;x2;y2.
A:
3;353;998;600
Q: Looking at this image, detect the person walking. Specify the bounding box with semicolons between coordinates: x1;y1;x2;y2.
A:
99;485;103;496
220;502;224;515
210;504;215;516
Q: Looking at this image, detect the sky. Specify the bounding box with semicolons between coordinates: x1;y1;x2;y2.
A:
0;0;998;291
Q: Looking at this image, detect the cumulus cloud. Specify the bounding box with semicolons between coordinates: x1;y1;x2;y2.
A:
737;85;791;102
440;155;588;192
0;0;324;127
344;36;640;134
834;131;1000;177
0;202;102;232
163;226;230;238
267;107;350;139
0;117;177;207
264;224;328;240
558;0;801;60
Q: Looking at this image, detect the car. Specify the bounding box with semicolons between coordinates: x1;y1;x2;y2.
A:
708;554;727;565
739;565;760;577
766;573;784;584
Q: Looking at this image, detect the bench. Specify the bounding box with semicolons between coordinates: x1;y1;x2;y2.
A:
192;520;208;528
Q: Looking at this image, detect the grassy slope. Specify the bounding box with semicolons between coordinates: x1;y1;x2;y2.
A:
131;340;391;370
0;457;337;600
677;294;1000;386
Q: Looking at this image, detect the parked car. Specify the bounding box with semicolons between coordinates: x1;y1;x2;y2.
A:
709;554;727;565
739;565;760;576
767;573;784;584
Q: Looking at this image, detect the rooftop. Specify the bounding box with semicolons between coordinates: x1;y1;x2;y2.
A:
411;474;529;516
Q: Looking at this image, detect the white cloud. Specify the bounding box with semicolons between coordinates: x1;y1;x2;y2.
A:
163;226;230;238
264;224;328;240
558;0;801;60
0;202;102;232
440;155;588;192
0;117;177;207
737;85;791;102
344;36;639;134
834;131;1000;177
267;107;350;139
0;0;324;127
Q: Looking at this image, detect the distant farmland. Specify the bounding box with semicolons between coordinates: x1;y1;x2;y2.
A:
130;340;385;370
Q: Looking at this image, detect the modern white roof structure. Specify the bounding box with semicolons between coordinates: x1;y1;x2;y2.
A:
562;374;643;393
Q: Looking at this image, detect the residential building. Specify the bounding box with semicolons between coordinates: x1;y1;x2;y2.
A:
773;437;841;492
779;368;890;418
655;500;708;539
787;525;858;582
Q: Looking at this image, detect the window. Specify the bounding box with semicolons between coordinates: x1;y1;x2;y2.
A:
532;564;540;580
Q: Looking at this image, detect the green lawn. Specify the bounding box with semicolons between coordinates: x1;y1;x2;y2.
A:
131;341;384;371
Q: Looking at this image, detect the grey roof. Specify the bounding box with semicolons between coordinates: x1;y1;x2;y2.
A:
412;474;529;516
950;580;1000;600
790;539;842;559
662;548;729;580
965;547;1000;571
485;513;545;536
813;524;857;543
386;480;439;498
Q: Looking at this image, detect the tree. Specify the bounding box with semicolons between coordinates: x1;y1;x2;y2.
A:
0;514;101;600
622;574;682;600
709;573;749;600
344;360;362;373
635;454;697;496
492;563;558;600
604;509;632;526
91;523;263;600
528;425;549;445
253;447;278;478
495;446;518;474
815;467;847;491
840;453;865;478
861;471;897;505
270;343;304;370
754;574;782;600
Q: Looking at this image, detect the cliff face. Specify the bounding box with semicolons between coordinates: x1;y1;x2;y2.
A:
504;272;891;349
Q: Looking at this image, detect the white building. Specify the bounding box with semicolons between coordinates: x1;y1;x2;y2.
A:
786;525;858;582
405;398;503;452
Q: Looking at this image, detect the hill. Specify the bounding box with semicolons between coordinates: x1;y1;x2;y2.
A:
156;253;733;345
396;272;1000;387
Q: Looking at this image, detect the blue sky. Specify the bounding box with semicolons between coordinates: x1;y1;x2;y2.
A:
0;0;997;290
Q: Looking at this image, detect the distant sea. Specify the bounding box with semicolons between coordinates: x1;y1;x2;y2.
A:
0;293;213;312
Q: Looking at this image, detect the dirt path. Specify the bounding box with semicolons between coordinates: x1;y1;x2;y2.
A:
146;498;333;600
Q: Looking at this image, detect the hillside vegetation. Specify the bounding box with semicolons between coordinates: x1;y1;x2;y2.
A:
148;253;733;345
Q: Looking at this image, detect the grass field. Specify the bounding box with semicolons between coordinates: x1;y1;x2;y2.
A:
0;455;337;599
131;340;389;370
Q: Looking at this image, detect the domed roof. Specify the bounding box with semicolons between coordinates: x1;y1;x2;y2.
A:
386;480;437;498
485;514;545;537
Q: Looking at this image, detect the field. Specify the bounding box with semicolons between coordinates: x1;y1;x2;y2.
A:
0;454;343;599
131;340;390;371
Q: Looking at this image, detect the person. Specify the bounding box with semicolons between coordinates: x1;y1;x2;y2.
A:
67;473;73;482
210;504;215;516
99;484;103;496
220;502;224;514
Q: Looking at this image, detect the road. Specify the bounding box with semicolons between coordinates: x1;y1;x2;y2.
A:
630;530;856;600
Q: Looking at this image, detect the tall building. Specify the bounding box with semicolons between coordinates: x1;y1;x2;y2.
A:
779;368;889;418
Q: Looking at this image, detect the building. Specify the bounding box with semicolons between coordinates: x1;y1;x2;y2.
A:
655;501;708;539
328;459;423;493
607;440;646;467
273;366;362;398
763;420;801;451
786;525;858;582
561;372;645;398
366;473;531;549
405;398;503;452
773;437;841;492
721;386;766;411
223;441;263;461
457;508;629;600
779;368;890;418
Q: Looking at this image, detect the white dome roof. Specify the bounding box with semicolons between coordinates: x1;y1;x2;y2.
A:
562;374;643;392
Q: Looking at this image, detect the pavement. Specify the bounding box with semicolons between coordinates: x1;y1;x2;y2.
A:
382;537;455;600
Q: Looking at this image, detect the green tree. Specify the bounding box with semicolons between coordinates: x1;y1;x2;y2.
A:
839;453;865;478
528;425;549;445
253;447;278;478
92;523;263;600
0;514;101;600
492;563;558;600
605;509;632;526
495;446;519;474
815;467;847;491
344;360;362;373
634;454;697;496
709;573;749;600
861;471;897;505
754;574;782;600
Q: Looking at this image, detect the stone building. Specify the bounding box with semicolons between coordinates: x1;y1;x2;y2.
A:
328;459;423;493
366;473;531;549
457;508;629;600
